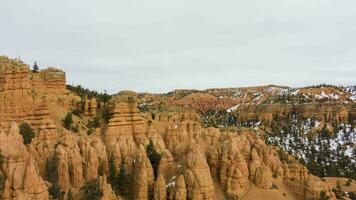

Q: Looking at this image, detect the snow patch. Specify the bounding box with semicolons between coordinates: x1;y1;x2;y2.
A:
227;105;239;113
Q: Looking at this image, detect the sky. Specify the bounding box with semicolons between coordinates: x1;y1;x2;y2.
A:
1;0;356;93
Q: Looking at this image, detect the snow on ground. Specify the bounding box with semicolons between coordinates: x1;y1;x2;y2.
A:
268;120;355;164
314;91;340;100
253;93;263;101
227;105;239;113
345;86;356;101
291;89;299;96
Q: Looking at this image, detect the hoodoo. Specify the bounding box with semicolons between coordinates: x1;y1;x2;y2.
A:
0;56;354;200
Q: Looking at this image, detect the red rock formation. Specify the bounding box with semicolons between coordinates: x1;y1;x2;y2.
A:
132;145;154;200
84;98;97;117
0;123;49;200
106;101;148;145
32;67;67;95
173;175;187;200
153;174;166;200
184;141;215;200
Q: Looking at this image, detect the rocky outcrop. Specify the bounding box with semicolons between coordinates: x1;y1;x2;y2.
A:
184;141;214;200
254;166;272;189
153;174;166;200
304;175;335;200
41;134;105;191
0;123;49;200
157;149;175;179
226;167;247;200
32;67;66;95
0;57;33;123
0;56;341;200
106;101;148;145
0;57;63;142
132;145;154;200
99;176;121;200
237;103;353;125
173;175;187;200
84;98;97;117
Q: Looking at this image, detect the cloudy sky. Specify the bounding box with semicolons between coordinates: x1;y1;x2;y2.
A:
1;0;355;93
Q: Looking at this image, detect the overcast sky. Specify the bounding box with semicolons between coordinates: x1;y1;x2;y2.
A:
1;0;355;93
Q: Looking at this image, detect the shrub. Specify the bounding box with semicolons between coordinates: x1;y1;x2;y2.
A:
345;179;352;187
87;117;100;129
67;190;74;200
348;192;356;200
81;179;102;200
87;128;94;135
71;124;79;133
272;172;278;179
320;191;330;200
72;108;82;116
146;140;161;179
0;154;4;165
107;154;118;191
117;166;132;198
62;112;73;130
271;183;278;189
46;154;59;183
332;182;345;199
0;174;5;198
49;184;64;200
19;123;35;145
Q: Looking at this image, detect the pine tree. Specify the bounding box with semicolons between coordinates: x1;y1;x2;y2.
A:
82;179;102;200
62;112;73;130
19;123;36;145
107;154;118;192
46;154;59;183
320;191;330;200
32;62;39;73
0;154;4;165
49;184;64;200
117;166;131;198
67;190;74;200
146;140;161;179
0;174;5;198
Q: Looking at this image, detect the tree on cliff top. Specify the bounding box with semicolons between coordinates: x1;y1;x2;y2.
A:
32;62;39;73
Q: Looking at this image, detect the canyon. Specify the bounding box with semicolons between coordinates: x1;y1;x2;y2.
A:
0;56;355;200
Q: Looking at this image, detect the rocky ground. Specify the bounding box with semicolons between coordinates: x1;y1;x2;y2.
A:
0;56;355;200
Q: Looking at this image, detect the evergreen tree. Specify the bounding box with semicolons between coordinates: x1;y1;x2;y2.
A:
81;179;102;200
67;190;74;200
320;191;330;200
146;140;161;179
49;184;64;200
0;174;5;198
332;182;345;199
0;153;5;197
46;154;59;183
32;62;39;73
62;112;73;130
117;166;132;198
19;123;36;145
0;154;4;165
107;153;118;192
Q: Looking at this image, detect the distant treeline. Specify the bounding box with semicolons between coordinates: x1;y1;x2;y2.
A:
66;84;111;103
